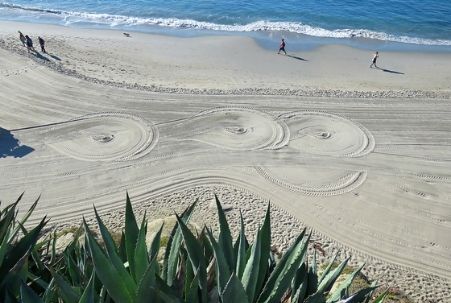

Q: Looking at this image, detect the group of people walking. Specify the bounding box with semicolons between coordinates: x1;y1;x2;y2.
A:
277;38;380;68
18;31;46;54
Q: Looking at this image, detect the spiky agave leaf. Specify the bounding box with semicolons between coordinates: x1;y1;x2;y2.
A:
133;213;149;284
83;219;136;303
214;195;234;271
135;255;158;303
327;263;365;303
235;211;248;279
50;269;80;303
162;200;197;286
206;227;231;295
337;285;378;303
318;253;338;285
0;216;47;295
291;263;308;303
257;229;309;303
221;272;249;303
255;203;272;296
78;270;96;303
317;257;350;294
20;281;44;303
241;224;262;302
124;192;140;281
175;214;208;303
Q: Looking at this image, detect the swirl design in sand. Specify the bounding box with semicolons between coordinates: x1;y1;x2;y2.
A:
256;112;374;195
256;167;367;196
279;112;375;157
47;113;158;161
180;108;289;150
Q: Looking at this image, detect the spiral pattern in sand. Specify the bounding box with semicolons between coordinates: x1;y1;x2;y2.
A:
256;166;367;196
280;111;375;157
47;113;158;161
182;107;289;150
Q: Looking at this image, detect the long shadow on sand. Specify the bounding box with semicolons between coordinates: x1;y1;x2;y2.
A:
32;51;50;62
48;53;61;61
377;67;404;75
286;54;308;61
0;128;34;158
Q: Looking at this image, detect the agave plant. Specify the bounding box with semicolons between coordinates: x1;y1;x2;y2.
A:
1;193;388;303
0;194;49;302
54;194;386;303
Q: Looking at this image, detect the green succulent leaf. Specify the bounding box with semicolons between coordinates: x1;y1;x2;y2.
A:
84;219;136;303
318;253;338;284
327;263;365;303
339;286;378;302
235;211;248;279
0;217;47;291
51;269;80;303
124;192;140;280
92;207;137;292
255;203;271;295
175;214;207;303
135;256;158;303
78;271;96;303
134;214;150;284
149;224;164;260
372;289;388;303
258;229;309;303
317;257;350;294
241;225;262;302
162;200;197;285
20;281;44;303
206;228;231;295
214;194;234;271
306;250;318;297
291;264;308;303
221;273;249;303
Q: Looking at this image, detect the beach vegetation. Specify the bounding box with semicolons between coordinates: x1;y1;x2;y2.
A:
0;193;388;302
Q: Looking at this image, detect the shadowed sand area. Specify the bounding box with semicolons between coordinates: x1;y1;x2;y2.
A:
1;21;451;302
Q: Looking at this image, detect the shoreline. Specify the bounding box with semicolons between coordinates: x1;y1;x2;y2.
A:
1;21;451;97
1;6;451;53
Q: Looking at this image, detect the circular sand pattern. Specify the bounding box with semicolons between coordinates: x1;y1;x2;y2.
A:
279;112;375;157
187;107;289;150
47;113;158;161
256;166;367;196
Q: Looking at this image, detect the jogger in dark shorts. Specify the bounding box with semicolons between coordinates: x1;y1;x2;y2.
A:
370;51;379;68
278;38;287;55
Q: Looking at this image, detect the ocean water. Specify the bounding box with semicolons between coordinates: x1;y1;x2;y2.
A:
1;0;451;49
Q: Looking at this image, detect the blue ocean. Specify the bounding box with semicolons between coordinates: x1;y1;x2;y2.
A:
1;0;451;49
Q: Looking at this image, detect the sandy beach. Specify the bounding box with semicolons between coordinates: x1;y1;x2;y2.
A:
1;20;451;302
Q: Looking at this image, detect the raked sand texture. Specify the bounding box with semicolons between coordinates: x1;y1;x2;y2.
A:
1;23;451;302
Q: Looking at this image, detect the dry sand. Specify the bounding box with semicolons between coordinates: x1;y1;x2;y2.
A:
1;21;451;302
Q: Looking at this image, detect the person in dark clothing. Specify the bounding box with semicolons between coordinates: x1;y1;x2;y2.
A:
25;35;35;53
370;51;379;68
18;31;26;46
278;38;287;55
38;36;46;53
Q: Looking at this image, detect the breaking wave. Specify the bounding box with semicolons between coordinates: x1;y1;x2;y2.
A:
2;2;451;46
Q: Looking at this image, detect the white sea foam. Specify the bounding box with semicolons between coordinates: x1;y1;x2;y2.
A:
2;2;451;46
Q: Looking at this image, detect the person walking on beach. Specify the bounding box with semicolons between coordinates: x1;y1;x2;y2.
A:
38;36;46;53
278;38;287;55
370;51;379;68
18;31;26;46
25;35;35;53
